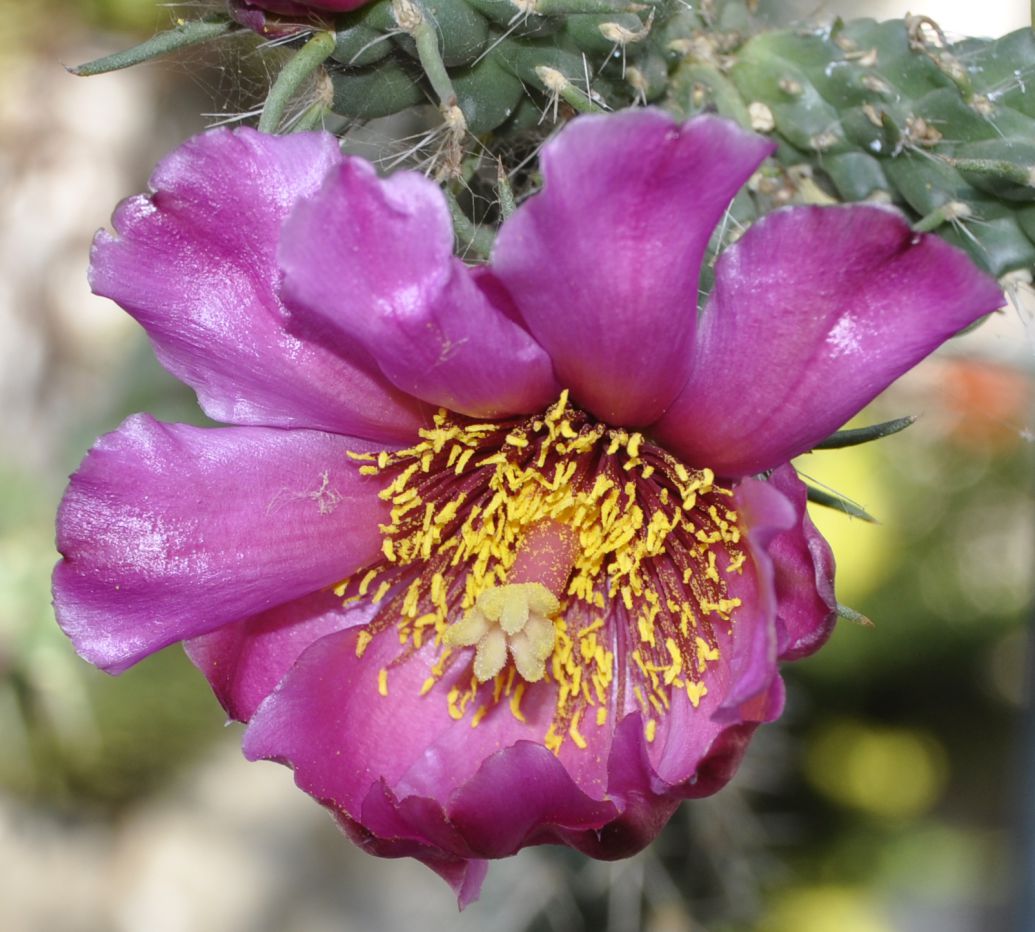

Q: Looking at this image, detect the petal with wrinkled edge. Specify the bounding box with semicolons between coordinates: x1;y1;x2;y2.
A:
447;743;617;858
492;109;774;426
764;465;838;660
655;204;1005;476
54;416;387;673
279;160;559;419
90;128;424;442
185;591;378;722
243;621;604;819
714;474;795;714
332;796;489;907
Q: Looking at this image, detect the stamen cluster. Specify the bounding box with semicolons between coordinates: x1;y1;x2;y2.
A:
341;393;746;751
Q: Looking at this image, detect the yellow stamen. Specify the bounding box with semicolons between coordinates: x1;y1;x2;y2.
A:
340;394;746;753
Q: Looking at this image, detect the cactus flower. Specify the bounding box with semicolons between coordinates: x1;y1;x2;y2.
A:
53;110;1002;904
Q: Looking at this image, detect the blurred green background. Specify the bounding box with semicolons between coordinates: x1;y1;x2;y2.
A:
0;1;1031;930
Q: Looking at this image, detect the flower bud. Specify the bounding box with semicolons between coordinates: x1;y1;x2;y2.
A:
229;0;371;37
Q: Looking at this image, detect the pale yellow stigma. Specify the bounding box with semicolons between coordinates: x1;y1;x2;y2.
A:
444;582;559;683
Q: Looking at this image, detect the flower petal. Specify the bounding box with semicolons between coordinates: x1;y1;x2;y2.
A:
244;619;610;817
717;474;798;711
54;416;387;673
332;795;488;907
655;205;1005;476
278;159;559;419
243;621;624;885
765;465;838;660
447;742;617;858
91;128;424;441
491;110;774;426
184;591;377;722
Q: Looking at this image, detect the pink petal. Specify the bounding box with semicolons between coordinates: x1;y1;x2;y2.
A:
242;622;622;884
765;465;838;660
184;591;378;722
331;805;488;907
278;160;559;419
491;110;773;426
54;416;387;673
91;128;424;442
243;621;596;818
655;205;1005;476
447;743;618;857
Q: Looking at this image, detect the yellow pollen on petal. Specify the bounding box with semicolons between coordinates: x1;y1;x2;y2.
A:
568;709;588;749
687;682;708;707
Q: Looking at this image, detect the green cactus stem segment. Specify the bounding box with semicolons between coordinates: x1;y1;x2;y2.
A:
259;30;337;133
535;66;607;114
394;0;459;107
912;201;972;233
293;100;331;132
444;189;496;258
69;17;234;76
497;162;516;219
392;0;470;176
532;0;651;14
950;159;1035;194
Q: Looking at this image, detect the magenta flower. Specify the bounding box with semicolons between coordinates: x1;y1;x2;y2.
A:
54;110;1002;904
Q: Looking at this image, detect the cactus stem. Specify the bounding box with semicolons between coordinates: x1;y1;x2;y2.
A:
69;17;235;76
913;201;973;233
497;160;516;220
444;188;495;258
392;0;469;178
291;100;330;132
532;0;649;14
949;158;1035;189
535;65;608;115
258;30;336;133
393;0;457;109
